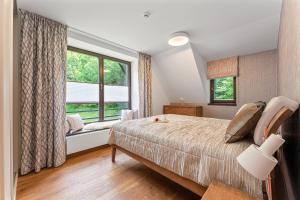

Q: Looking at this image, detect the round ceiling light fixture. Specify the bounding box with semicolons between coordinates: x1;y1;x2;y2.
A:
143;11;151;18
168;32;190;46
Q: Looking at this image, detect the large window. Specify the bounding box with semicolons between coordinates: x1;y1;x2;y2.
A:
66;47;131;123
210;77;236;105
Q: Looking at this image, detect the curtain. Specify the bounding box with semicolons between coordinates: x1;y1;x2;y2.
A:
207;56;238;79
138;53;152;118
19;9;67;175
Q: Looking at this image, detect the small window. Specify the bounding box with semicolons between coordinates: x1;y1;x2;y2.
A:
210;77;236;105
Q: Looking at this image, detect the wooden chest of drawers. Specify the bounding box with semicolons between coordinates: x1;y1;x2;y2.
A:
163;104;203;117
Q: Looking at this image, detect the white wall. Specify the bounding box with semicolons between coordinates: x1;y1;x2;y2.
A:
151;43;210;115
152;58;170;115
66;130;110;155
277;0;300;102
0;0;14;199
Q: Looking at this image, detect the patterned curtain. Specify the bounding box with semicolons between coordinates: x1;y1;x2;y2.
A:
138;53;152;118
19;9;67;175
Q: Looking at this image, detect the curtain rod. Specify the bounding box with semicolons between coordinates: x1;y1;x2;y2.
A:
68;27;138;55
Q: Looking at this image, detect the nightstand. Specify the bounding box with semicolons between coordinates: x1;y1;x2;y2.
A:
202;181;262;200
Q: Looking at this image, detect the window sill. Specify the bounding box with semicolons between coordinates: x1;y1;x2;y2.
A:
208;102;237;106
66;119;120;137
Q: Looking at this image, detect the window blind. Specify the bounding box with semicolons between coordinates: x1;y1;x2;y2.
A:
207;56;238;79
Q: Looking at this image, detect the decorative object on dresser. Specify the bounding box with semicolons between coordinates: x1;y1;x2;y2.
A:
163;103;203;117
202;181;261;200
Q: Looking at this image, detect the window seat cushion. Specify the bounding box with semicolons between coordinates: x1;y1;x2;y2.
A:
66;120;120;137
83;120;121;131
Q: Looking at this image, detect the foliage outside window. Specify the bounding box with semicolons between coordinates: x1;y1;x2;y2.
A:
66;47;131;123
210;77;236;105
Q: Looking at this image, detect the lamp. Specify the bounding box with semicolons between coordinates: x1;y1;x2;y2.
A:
237;134;285;180
168;32;190;46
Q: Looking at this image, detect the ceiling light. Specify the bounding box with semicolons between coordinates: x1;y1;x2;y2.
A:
143;11;151;18
168;32;190;46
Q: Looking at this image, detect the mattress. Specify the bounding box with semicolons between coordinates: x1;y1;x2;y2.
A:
109;114;262;197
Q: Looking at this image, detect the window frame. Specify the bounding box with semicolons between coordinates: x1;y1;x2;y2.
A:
67;46;132;122
209;77;237;106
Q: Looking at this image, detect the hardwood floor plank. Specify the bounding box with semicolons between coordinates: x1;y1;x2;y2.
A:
17;146;199;200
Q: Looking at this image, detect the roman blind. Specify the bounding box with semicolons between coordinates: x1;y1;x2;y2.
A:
207;56;238;79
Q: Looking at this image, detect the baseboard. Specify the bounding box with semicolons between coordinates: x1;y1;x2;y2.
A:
67;144;110;159
13;172;18;200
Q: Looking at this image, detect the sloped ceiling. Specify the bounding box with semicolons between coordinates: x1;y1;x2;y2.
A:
152;44;209;104
17;0;282;60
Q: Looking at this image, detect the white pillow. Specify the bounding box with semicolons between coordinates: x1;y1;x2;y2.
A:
65;120;70;135
121;110;133;121
66;114;85;132
253;96;298;145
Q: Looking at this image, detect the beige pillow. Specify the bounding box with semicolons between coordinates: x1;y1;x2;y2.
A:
225;102;265;143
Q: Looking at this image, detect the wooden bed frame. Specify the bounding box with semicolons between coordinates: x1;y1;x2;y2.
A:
111;106;294;198
271;108;300;200
111;144;207;196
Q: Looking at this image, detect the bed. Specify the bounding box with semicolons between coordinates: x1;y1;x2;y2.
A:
109;114;262;197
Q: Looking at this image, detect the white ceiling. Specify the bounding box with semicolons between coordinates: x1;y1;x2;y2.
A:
17;0;282;60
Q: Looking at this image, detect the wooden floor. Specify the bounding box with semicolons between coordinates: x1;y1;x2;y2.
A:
17;146;199;200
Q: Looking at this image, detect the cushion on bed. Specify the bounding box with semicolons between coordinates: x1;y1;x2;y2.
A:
67;114;85;132
254;96;299;145
225;102;265;143
236;101;266;116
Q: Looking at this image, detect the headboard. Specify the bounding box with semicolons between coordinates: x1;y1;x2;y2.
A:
271;109;300;200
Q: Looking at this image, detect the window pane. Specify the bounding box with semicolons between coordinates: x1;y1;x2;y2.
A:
104;102;129;121
214;77;234;100
66;50;100;123
67;50;99;83
66;103;99;123
104;58;129;120
104;59;128;86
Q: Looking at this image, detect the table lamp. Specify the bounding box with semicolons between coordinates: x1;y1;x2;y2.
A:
237;134;285;180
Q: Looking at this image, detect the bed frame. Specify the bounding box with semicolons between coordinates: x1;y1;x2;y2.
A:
270;108;300;200
111;144;207;196
111;106;295;199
